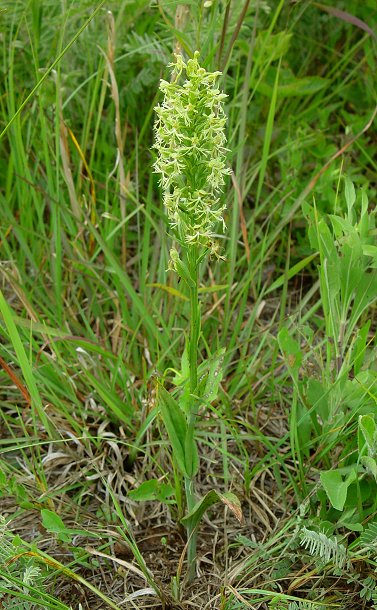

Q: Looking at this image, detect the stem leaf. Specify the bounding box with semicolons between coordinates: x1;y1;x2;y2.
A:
158;384;187;475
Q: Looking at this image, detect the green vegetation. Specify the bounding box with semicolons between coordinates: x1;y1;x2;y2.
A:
0;1;376;608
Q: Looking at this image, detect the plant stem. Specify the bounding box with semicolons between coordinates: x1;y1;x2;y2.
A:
185;245;200;581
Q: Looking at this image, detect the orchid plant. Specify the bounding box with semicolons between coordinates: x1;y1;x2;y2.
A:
152;52;242;582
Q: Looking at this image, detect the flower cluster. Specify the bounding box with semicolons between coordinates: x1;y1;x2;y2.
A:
154;51;230;256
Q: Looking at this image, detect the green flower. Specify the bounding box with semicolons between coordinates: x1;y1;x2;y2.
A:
154;51;230;256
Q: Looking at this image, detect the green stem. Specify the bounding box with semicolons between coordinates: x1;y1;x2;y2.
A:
185;245;200;581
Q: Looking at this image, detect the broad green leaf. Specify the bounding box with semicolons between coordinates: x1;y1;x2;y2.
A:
359;414;377;456
181;490;242;530
42;512;101;540
41;509;66;532
320;469;356;511
201;347;225;404
41;509;71;543
339;520;363;532
128;479;175;503
278;327;302;372
158;384;188;477
129;479;159;501
317;219;339;272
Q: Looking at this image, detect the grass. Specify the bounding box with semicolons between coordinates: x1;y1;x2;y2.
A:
0;0;376;608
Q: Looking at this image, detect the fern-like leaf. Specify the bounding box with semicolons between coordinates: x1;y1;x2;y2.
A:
360;521;377;547
300;527;348;569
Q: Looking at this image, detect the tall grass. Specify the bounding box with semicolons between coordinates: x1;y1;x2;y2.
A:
0;0;376;608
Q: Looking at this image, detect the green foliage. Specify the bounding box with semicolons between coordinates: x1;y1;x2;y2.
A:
0;516;66;610
0;0;376;605
128;479;175;504
279;181;377;550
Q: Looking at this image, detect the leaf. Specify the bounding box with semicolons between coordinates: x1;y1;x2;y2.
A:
359;414;377;456
181;490;243;530
329;214;355;239
362;244;377;261
41;509;71;543
184;425;199;479
348;272;377;333
256;67;328;98
320;469;356;511
200;347;225;404
353;320;371;376
169;250;195;288
278;327;302;372
41;509;66;532
344;177;356;217
306;379;329;423
128;479;159;501
360;520;377;545
128;480;175;503
158;384;188;477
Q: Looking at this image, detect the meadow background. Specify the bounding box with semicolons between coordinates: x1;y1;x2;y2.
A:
0;1;376;608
